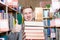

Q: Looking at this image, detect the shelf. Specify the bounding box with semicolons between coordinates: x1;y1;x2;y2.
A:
0;1;18;13
0;1;6;9
44;26;55;28
43;17;52;19
43;8;50;10
44;26;60;28
8;7;18;13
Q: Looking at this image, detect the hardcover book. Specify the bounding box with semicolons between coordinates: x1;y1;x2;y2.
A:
23;21;45;40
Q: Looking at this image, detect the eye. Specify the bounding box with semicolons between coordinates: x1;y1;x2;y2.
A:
29;12;32;14
24;13;27;15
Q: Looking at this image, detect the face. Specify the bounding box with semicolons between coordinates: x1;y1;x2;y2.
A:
22;8;33;21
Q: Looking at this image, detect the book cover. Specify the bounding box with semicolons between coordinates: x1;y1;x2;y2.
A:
47;19;50;26
57;12;60;18
44;29;48;40
43;19;47;26
55;18;60;27
50;19;55;27
43;9;49;18
34;7;43;21
0;19;9;33
8;13;13;30
50;28;56;38
24;21;45;40
0;12;2;19
44;19;50;26
0;10;4;19
3;13;8;19
47;28;51;36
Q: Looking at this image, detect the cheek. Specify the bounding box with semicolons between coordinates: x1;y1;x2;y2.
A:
24;15;27;19
30;14;33;17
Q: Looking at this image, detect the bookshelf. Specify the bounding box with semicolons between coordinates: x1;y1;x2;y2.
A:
43;8;60;40
0;0;18;33
41;8;57;40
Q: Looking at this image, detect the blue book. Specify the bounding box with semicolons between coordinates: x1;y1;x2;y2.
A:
47;19;50;26
0;10;4;19
47;28;51;36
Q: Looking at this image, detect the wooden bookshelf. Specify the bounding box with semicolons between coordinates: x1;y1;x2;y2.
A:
0;0;18;33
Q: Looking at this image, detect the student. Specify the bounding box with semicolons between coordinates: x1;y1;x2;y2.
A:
21;6;34;21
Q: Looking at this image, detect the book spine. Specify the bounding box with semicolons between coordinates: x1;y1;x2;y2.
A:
43;9;49;18
47;19;50;26
0;10;4;19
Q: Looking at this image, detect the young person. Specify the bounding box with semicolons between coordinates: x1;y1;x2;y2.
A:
21;6;34;21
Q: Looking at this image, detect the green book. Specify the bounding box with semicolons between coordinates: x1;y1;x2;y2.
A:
17;13;22;24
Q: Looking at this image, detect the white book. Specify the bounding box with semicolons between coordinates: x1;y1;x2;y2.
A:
24;29;43;32
26;36;45;39
0;19;9;33
24;21;44;26
25;27;44;30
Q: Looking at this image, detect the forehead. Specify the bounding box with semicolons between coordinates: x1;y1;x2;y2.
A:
23;8;33;13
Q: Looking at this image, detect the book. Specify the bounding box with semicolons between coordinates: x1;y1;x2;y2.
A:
43;19;50;26
34;7;43;22
44;29;48;40
3;13;8;19
0;19;9;33
0;10;4;19
43;19;47;26
50;28;56;38
50;19;55;27
47;28;51;36
24;21;45;40
47;19;50;26
43;9;49;18
0;12;2;19
24;21;44;26
57;12;60;18
55;18;60;27
8;13;13;30
58;29;60;40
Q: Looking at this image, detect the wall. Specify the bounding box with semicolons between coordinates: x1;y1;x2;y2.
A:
19;0;51;8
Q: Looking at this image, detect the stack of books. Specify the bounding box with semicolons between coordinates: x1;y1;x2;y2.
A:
23;21;45;40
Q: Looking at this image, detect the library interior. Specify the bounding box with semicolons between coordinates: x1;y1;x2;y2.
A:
0;0;60;40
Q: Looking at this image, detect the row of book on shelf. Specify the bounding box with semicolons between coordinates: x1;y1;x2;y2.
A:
44;18;60;27
35;8;60;18
0;9;16;33
45;28;56;38
0;10;8;19
43;9;60;18
0;0;18;10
